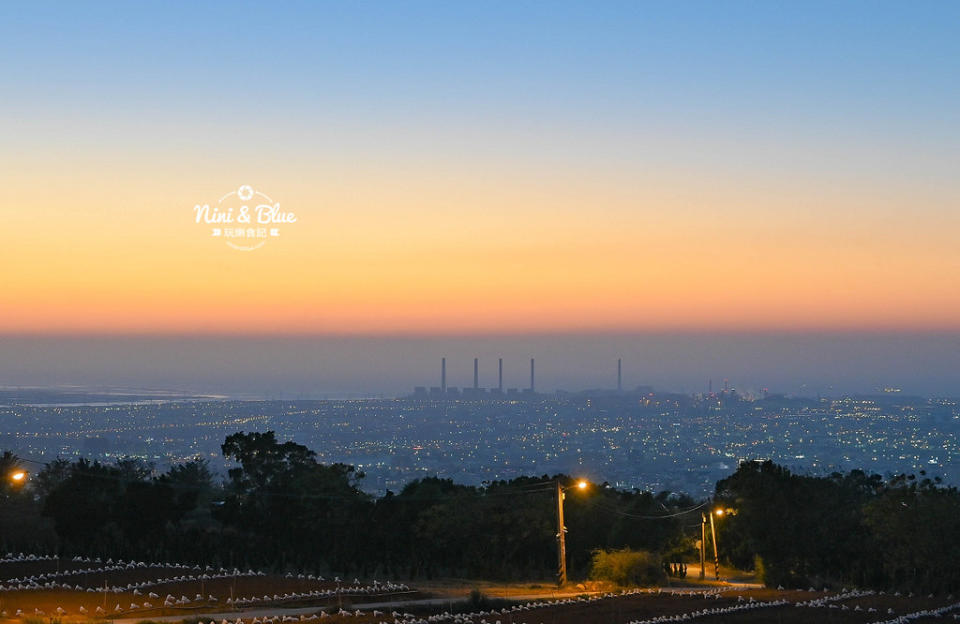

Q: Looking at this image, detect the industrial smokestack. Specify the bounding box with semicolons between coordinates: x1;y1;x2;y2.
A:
498;358;503;391
441;357;446;393
617;358;622;392
530;358;535;392
474;358;479;389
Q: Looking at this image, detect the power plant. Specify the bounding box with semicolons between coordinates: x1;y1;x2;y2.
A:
413;357;635;399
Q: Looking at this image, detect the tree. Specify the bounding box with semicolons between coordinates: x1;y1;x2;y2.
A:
33;457;71;503
714;460;878;587
864;475;960;593
159;457;218;523
217;431;370;572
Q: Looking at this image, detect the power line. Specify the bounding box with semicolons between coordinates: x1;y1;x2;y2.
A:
586;498;710;520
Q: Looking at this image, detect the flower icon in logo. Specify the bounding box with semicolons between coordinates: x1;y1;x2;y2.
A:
237;185;254;201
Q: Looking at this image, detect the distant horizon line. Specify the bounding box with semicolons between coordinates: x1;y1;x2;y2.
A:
4;328;960;339
0;383;944;400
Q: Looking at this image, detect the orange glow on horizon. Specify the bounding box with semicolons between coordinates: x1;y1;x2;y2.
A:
4;147;959;336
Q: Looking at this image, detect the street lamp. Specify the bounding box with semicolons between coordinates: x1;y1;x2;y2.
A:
699;513;707;580
5;469;27;497
700;507;734;581
709;509;721;581
556;478;589;586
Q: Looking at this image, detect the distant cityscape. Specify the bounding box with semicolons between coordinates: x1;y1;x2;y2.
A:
1;359;956;497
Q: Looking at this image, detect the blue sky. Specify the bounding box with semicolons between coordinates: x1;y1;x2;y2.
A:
4;2;958;122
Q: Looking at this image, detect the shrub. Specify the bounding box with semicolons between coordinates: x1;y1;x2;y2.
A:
753;554;766;585
589;548;665;586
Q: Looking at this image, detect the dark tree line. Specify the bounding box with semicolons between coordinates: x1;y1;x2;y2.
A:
715;460;960;593
8;436;959;591
1;432;695;581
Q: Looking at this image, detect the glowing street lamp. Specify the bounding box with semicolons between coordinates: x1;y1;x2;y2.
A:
9;470;26;483
709;509;721;580
556;478;589;586
701;507;735;581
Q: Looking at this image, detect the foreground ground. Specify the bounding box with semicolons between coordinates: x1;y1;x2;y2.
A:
2;555;958;624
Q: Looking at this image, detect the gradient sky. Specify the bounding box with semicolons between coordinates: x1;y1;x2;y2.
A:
2;3;960;395
2;1;958;335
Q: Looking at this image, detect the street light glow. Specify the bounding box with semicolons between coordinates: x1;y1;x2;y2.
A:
577;480;588;490
10;470;26;483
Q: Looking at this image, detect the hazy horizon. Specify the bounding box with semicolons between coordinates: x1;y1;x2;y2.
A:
3;332;959;399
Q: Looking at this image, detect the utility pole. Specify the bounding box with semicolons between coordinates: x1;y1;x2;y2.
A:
556;479;567;586
699;513;706;580
709;511;720;580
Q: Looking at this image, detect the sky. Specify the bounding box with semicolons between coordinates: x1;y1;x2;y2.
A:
2;2;959;394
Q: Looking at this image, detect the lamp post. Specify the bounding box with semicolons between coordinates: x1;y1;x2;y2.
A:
710;509;721;580
706;507;734;581
556;479;588;587
699;513;707;580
